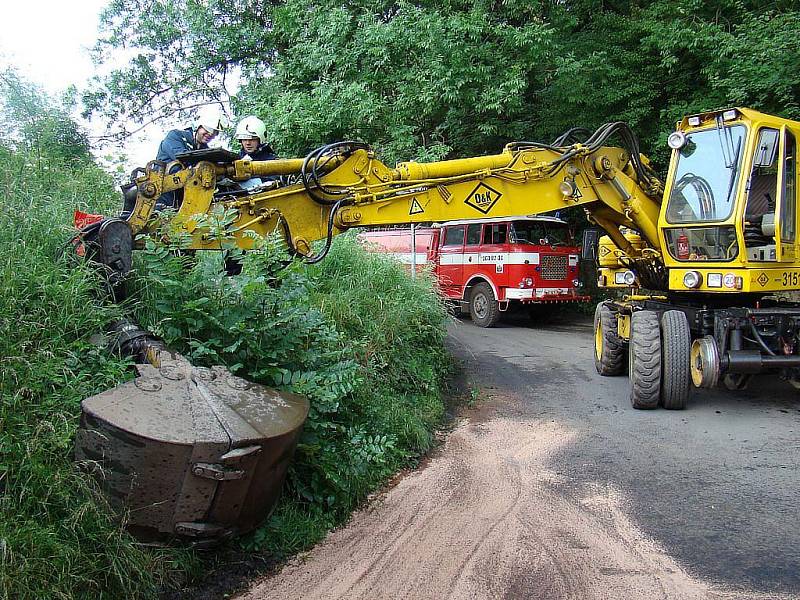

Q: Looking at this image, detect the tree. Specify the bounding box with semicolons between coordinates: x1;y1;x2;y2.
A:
82;0;275;137
85;0;800;168
0;70;93;164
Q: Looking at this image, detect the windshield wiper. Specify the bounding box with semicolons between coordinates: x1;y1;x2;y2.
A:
716;115;736;168
725;136;742;204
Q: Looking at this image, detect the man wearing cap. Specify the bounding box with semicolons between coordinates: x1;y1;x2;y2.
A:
154;105;228;209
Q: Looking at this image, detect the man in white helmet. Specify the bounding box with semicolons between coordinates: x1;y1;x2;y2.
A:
235;115;280;190
154;105;229;209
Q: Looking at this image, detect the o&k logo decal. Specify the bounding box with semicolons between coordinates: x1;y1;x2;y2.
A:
464;182;502;214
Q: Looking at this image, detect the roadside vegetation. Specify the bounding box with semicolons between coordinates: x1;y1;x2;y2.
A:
131;224;451;557
0;73;187;599
0;74;451;600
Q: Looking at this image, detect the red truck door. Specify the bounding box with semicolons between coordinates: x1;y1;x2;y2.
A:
479;222;510;293
463;222;483;268
438;224;466;297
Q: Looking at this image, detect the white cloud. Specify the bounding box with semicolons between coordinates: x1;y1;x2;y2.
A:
0;1;108;96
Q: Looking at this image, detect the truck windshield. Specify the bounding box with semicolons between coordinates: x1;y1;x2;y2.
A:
509;221;570;246
665;124;746;223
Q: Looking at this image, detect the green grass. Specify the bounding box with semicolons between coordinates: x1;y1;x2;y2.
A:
0;142;452;598
0;147;204;599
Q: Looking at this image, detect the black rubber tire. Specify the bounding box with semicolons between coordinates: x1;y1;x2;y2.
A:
629;310;661;409
469;282;501;328
660;310;691;409
594;302;624;376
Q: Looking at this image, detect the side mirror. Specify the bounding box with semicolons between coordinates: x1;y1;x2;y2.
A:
581;229;600;261
754;129;779;168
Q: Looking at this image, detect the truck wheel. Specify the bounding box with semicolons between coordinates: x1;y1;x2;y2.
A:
594;302;624;376
629;310;661;410
469;282;501;328
660;310;691;409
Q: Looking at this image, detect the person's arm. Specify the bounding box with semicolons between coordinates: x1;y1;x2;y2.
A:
157;130;194;162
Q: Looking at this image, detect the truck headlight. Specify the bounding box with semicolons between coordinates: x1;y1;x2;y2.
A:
572;279;580;287
683;270;703;288
519;277;533;288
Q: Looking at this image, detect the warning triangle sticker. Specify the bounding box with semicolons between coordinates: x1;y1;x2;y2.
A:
409;198;425;215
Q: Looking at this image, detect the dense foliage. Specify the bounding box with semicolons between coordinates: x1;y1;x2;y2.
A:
0;75;189;599
86;0;800;167
1;75;450;599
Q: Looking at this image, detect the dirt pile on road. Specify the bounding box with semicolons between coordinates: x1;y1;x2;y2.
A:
237;394;769;600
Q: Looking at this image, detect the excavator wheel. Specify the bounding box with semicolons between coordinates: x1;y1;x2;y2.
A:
628;310;661;410
594;302;625;376
469;282;501;328
660;310;691;409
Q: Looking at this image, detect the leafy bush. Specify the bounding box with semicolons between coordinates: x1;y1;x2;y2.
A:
130;223;450;555
0;139;203;599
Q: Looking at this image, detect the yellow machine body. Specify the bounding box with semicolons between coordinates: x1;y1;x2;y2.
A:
125;107;800;300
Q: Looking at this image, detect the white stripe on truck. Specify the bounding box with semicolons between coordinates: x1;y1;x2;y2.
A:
438;252;541;265
392;252;429;264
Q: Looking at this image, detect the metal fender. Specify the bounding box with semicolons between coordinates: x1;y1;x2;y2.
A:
463;274;500;300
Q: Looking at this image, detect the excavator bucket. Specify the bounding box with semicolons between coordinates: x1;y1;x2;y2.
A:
75;355;309;543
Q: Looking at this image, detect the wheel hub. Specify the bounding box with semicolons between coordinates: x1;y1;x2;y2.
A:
473;294;488;318
690;336;720;388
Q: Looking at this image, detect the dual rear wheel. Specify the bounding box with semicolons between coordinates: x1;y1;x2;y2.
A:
594;305;691;410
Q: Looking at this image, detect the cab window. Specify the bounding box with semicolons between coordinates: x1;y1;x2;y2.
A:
443;225;465;247
483;223;507;244
510;221;569;245
466;224;482;246
781;130;796;244
742;127;783;251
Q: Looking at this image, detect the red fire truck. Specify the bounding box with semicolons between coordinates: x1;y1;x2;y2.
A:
358;215;590;327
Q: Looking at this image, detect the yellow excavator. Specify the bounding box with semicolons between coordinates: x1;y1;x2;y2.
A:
75;107;799;541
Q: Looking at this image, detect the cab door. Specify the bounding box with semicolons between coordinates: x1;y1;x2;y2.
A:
480;222;510;288
775;126;797;262
463;223;483;274
437;224;465;296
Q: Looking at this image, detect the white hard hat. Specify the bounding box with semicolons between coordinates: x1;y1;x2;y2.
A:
195;105;228;133
235;116;267;142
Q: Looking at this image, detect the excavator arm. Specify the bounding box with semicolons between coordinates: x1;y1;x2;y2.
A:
121;125;665;284
74;109;800;541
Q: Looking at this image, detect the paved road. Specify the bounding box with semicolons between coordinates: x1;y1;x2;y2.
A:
449;311;800;597
239;311;800;600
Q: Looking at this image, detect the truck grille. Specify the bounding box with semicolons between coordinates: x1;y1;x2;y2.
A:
540;255;567;280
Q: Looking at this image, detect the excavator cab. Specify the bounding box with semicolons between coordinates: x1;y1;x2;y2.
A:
593;108;800;410
658;108;800;293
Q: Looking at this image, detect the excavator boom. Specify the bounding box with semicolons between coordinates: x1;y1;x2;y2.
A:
126;129;664;275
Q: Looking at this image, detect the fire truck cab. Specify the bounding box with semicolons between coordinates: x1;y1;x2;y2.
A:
359;215;590;327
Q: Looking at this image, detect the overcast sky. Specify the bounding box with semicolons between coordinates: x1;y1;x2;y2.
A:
0;1;212;169
0;1;107;96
